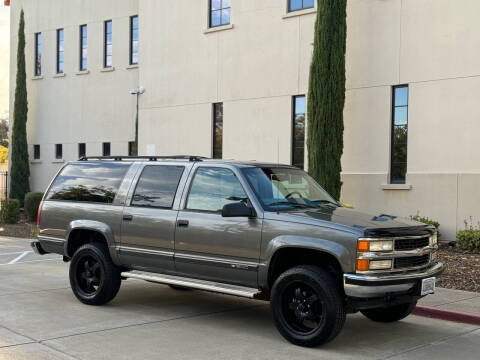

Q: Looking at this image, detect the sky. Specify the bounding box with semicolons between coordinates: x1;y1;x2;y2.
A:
0;5;10;118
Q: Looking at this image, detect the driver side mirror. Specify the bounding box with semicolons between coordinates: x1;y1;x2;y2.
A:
222;202;255;218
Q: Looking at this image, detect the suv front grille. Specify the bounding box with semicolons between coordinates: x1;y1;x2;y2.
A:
394;236;429;251
394;254;430;269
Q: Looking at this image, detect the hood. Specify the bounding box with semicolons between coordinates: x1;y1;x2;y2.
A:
278;206;434;237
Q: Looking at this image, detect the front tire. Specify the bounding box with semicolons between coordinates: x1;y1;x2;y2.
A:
271;265;346;347
69;242;121;305
360;301;417;323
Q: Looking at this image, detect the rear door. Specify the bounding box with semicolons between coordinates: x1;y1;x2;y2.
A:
119;163;190;273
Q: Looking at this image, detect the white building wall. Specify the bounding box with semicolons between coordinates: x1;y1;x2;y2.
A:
9;0;140;191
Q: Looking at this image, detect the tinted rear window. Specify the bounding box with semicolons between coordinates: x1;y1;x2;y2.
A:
46;162;131;203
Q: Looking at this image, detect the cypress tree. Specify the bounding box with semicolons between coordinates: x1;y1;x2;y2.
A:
10;9;30;205
307;0;347;200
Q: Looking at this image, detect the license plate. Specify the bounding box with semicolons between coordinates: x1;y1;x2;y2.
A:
421;277;436;295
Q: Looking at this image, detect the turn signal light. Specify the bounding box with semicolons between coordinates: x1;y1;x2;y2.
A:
356;259;369;271
357;240;370;252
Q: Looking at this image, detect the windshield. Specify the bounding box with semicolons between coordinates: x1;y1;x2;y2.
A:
242;167;339;211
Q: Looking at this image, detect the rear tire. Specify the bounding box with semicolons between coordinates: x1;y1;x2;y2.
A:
69;242;121;305
271;265;345;347
360;301;417;323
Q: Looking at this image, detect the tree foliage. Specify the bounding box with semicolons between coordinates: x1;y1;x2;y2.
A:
307;0;347;200
10;9;30;205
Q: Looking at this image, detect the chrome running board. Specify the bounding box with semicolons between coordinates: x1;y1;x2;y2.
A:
121;270;262;299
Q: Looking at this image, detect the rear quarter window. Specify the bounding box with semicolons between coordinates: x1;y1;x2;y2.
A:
46;162;131;203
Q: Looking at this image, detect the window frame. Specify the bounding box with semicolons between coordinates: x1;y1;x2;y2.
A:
129;15;138;65
56;28;64;74
55;144;63;160
209;0;231;28
79;24;87;71
129;165;186;210
33;144;40;160
212;102;223;159
104;20;113;68
291;95;306;170
390;85;409;184
288;0;315;13
34;32;42;76
184;166;250;214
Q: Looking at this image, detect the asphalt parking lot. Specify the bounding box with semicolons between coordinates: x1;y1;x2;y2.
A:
1;237;479;360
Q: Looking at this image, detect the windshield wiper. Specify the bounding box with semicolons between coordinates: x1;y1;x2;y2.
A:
267;201;313;209
312;199;339;207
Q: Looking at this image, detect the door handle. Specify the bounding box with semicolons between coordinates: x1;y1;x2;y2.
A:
177;220;189;228
123;214;133;221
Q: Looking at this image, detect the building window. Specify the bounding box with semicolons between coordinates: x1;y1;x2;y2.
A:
78;143;86;158
34;33;42;76
33;145;40;160
391;85;409;184
56;29;64;73
213;103;223;159
210;0;231;28
288;0;315;12
130;16;138;65
55;144;63;160
292;96;306;169
104;20;113;68
103;142;111;156
128;141;136;156
79;25;87;71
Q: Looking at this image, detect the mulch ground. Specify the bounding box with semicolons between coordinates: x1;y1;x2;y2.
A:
437;244;480;293
0;213;36;239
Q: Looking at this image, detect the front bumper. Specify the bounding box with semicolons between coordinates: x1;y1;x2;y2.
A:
344;262;445;298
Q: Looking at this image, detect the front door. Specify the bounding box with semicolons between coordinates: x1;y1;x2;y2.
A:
175;166;262;287
119;164;187;273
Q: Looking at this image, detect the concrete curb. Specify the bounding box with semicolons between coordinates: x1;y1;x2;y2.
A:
413;305;480;326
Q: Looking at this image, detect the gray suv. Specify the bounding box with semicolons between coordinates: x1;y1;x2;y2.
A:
32;156;444;347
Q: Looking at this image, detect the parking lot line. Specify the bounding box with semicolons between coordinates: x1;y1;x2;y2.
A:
7;251;31;265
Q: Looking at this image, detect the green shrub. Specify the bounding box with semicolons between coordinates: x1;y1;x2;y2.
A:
456;230;480;251
1;199;20;224
411;214;441;238
24;192;43;221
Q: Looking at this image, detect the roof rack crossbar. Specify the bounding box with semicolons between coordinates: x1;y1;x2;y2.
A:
78;155;208;162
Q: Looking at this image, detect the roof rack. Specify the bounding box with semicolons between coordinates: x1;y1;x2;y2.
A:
78;155;208;162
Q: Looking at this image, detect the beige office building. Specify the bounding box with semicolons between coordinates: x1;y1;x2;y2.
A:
8;0;480;240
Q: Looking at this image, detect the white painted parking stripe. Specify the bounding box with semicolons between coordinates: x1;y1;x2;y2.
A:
0;257;61;266
8;251;32;264
0;251;32;256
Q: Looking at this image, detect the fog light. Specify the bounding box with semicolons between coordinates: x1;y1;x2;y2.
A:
369;241;393;252
429;234;438;246
369;260;392;270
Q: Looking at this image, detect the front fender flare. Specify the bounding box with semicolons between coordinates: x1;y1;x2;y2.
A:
259;235;353;288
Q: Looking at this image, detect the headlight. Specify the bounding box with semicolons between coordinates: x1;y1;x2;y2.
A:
357;239;393;252
429;233;438;246
369;260;393;270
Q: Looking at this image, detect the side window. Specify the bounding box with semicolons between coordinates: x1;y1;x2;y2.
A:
46;163;131;203
131;166;185;209
187;167;247;212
